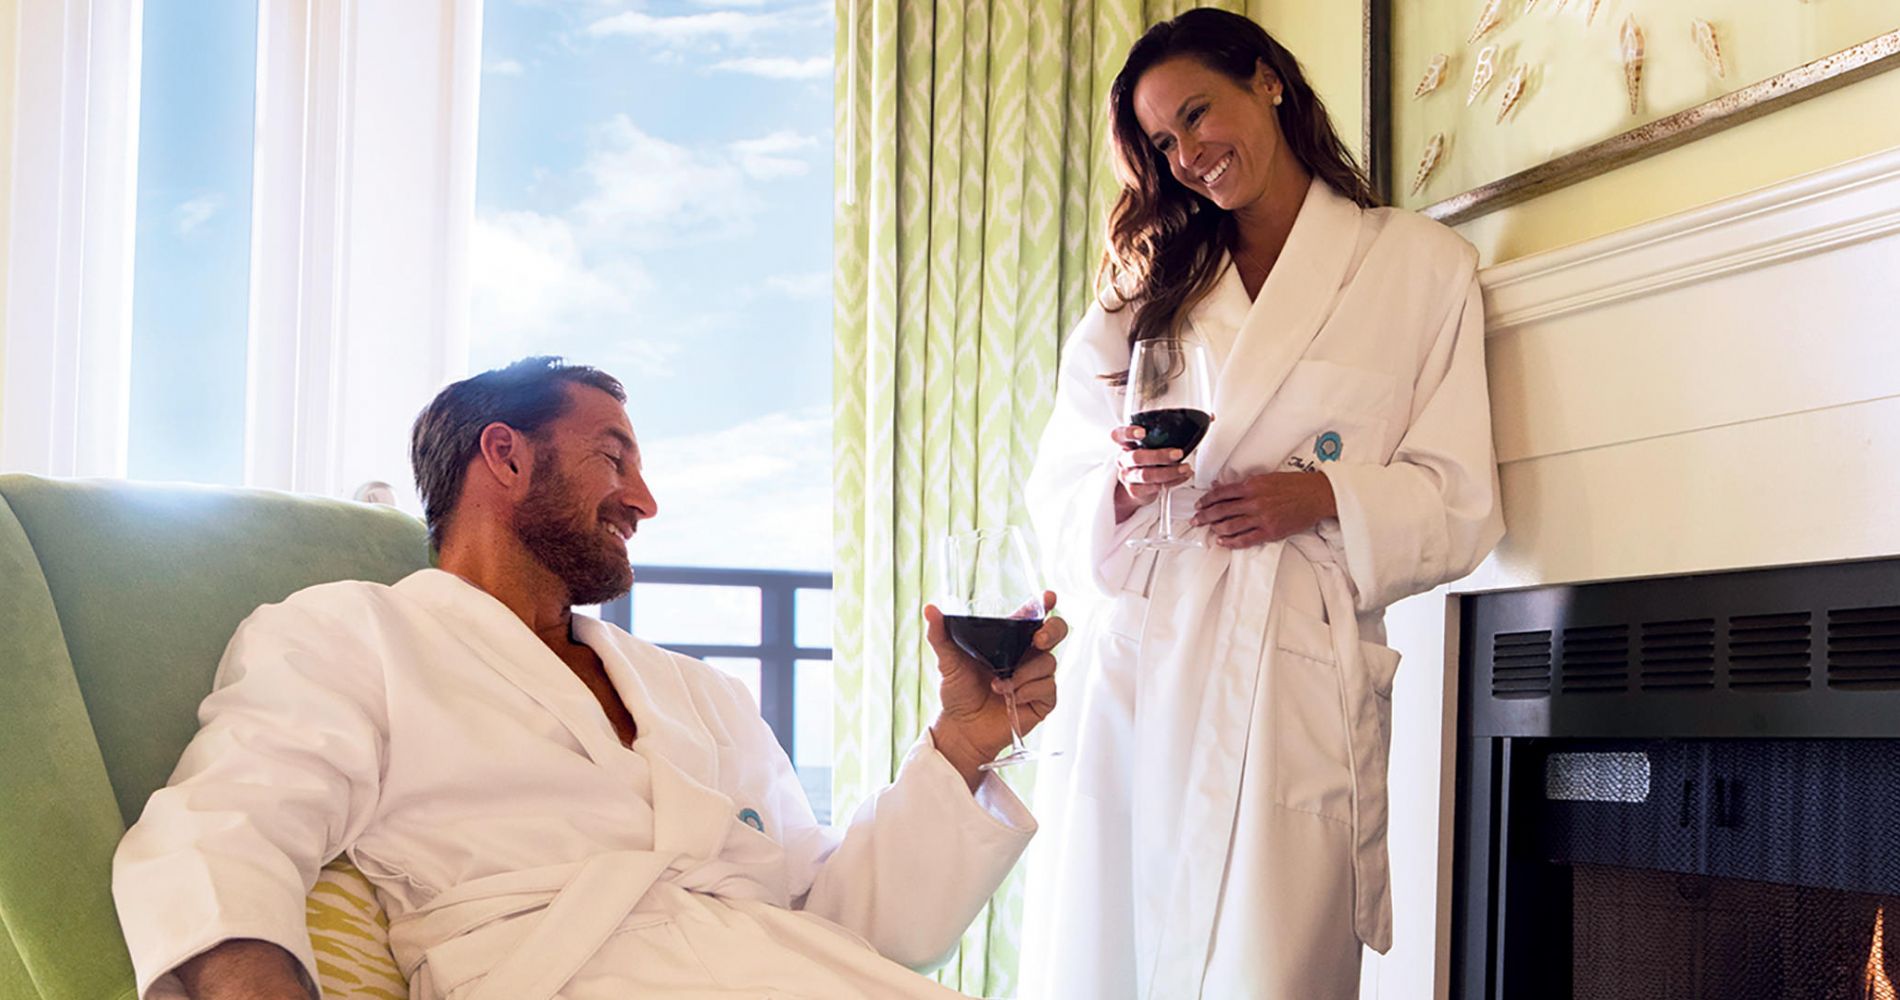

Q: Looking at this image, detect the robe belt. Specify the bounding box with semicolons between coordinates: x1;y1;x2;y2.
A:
389;848;760;1000
1288;533;1390;950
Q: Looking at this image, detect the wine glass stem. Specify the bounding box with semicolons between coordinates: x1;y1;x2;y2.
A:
1004;687;1029;759
1158;482;1177;540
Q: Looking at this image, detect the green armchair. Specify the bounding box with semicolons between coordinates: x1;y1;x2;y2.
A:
0;474;430;1000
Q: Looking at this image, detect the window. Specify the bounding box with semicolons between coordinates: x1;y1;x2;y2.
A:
474;1;837;812
127;3;259;486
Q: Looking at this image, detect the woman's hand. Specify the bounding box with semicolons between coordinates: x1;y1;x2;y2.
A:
1111;426;1192;521
926;592;1066;792
1190;472;1338;549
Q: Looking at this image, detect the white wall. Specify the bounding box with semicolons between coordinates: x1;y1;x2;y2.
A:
1360;147;1900;1000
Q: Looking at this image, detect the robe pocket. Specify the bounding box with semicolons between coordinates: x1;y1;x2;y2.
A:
1269;602;1354;823
1274;360;1398;465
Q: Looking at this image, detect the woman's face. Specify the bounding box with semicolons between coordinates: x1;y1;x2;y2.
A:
1132;55;1284;213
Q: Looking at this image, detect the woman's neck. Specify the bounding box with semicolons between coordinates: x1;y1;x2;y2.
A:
1230;159;1312;279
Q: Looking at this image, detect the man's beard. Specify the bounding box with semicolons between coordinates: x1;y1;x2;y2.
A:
512;457;634;606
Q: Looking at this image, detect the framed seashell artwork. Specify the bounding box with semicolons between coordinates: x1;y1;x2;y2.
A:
1367;0;1900;222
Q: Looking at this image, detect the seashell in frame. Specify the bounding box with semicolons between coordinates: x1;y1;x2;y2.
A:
1411;132;1446;197
1415;53;1450;98
1693;19;1726;79
1467;44;1499;106
1496;63;1529;123
1620;16;1646;116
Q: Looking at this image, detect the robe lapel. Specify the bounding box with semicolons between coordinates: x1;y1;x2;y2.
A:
395;570;628;768
578;616;721;789
1194;178;1363;481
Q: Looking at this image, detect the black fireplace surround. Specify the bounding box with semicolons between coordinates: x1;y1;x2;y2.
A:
1450;557;1900;999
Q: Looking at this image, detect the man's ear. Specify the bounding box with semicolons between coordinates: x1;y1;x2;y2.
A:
477;423;533;490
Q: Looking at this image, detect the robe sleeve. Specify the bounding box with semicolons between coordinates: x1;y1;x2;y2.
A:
774;730;1035;971
1318;271;1505;612
112;595;389;1000
1024;303;1154;600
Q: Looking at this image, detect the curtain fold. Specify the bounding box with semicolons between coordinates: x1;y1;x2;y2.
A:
832;1;1253;992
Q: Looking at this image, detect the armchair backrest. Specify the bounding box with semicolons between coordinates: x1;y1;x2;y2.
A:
0;475;429;999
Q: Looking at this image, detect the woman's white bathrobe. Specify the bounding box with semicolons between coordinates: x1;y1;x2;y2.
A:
1018;178;1504;1000
114;569;1035;1000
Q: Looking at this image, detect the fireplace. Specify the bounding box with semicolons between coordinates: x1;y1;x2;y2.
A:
1449;558;1900;999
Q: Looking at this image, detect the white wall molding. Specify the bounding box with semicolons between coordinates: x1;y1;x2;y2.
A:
0;0;142;477
1481;146;1900;334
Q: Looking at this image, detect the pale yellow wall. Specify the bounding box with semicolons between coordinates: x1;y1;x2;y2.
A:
0;0;16;438
1254;2;1366;169
1458;69;1900;264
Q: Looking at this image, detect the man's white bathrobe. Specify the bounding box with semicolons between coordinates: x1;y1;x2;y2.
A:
1018;178;1504;999
114;569;1035;1000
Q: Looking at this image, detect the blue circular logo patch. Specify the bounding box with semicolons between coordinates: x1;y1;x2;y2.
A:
738;808;764;832
1315;431;1343;463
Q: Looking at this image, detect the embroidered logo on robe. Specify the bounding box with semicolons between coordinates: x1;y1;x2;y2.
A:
738;807;764;832
1315;431;1344;462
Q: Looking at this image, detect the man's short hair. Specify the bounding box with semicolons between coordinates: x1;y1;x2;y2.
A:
410;356;626;551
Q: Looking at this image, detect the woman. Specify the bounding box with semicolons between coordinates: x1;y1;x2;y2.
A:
1018;9;1503;999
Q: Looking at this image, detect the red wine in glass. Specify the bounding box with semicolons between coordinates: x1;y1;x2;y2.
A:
1124;338;1216;549
1127;407;1212;456
936;526;1055;771
943;614;1043;679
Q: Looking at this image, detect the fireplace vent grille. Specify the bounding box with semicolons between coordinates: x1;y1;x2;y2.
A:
1492;630;1552;698
1827;605;1900;690
1559;625;1629;694
1640;618;1716;690
1726;611;1813;691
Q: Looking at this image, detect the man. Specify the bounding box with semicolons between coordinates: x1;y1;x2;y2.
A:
113;357;1064;1000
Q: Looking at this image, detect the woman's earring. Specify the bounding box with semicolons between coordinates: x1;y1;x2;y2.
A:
1272;94;1284;106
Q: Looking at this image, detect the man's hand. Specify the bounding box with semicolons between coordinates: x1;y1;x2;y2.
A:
175;938;315;1000
926;592;1066;791
1190;472;1338;549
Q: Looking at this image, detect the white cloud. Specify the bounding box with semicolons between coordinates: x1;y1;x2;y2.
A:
486;58;526;77
468;210;672;373
711;55;830;80
584;10;783;46
633;408;832;570
690;0;772;7
765;271;830;299
174;194;224;236
728;130;818;180
575;116;762;244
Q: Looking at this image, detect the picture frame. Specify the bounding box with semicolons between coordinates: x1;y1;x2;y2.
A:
1364;1;1900;225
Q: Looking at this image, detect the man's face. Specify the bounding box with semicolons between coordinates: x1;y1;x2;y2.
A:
510;385;656;606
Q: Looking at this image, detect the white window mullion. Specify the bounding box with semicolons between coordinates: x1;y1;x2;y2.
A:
245;0;481;501
2;0;142;478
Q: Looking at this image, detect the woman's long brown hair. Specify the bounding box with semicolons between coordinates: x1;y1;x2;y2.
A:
1099;8;1378;379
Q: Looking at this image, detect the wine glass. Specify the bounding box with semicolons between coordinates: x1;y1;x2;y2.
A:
936;526;1055;771
1123;337;1215;550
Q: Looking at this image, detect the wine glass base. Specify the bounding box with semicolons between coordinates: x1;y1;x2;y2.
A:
979;748;1062;772
1124;534;1204;551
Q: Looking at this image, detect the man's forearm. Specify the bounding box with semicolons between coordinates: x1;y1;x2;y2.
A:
174;938;315;1000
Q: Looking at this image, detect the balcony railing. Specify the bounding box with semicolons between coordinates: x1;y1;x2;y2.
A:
598;566;833;815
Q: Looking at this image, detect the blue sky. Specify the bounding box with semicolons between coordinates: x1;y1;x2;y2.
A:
128;0;835;572
127;3;258;486
470;0;835;571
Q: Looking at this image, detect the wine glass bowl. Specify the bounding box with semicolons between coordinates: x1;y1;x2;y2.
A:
936;526;1054;771
1124;337;1215;550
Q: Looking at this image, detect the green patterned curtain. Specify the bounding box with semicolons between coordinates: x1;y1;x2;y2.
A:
831;1;1253;994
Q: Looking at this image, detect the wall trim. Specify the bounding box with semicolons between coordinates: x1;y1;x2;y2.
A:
1479;146;1900;333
